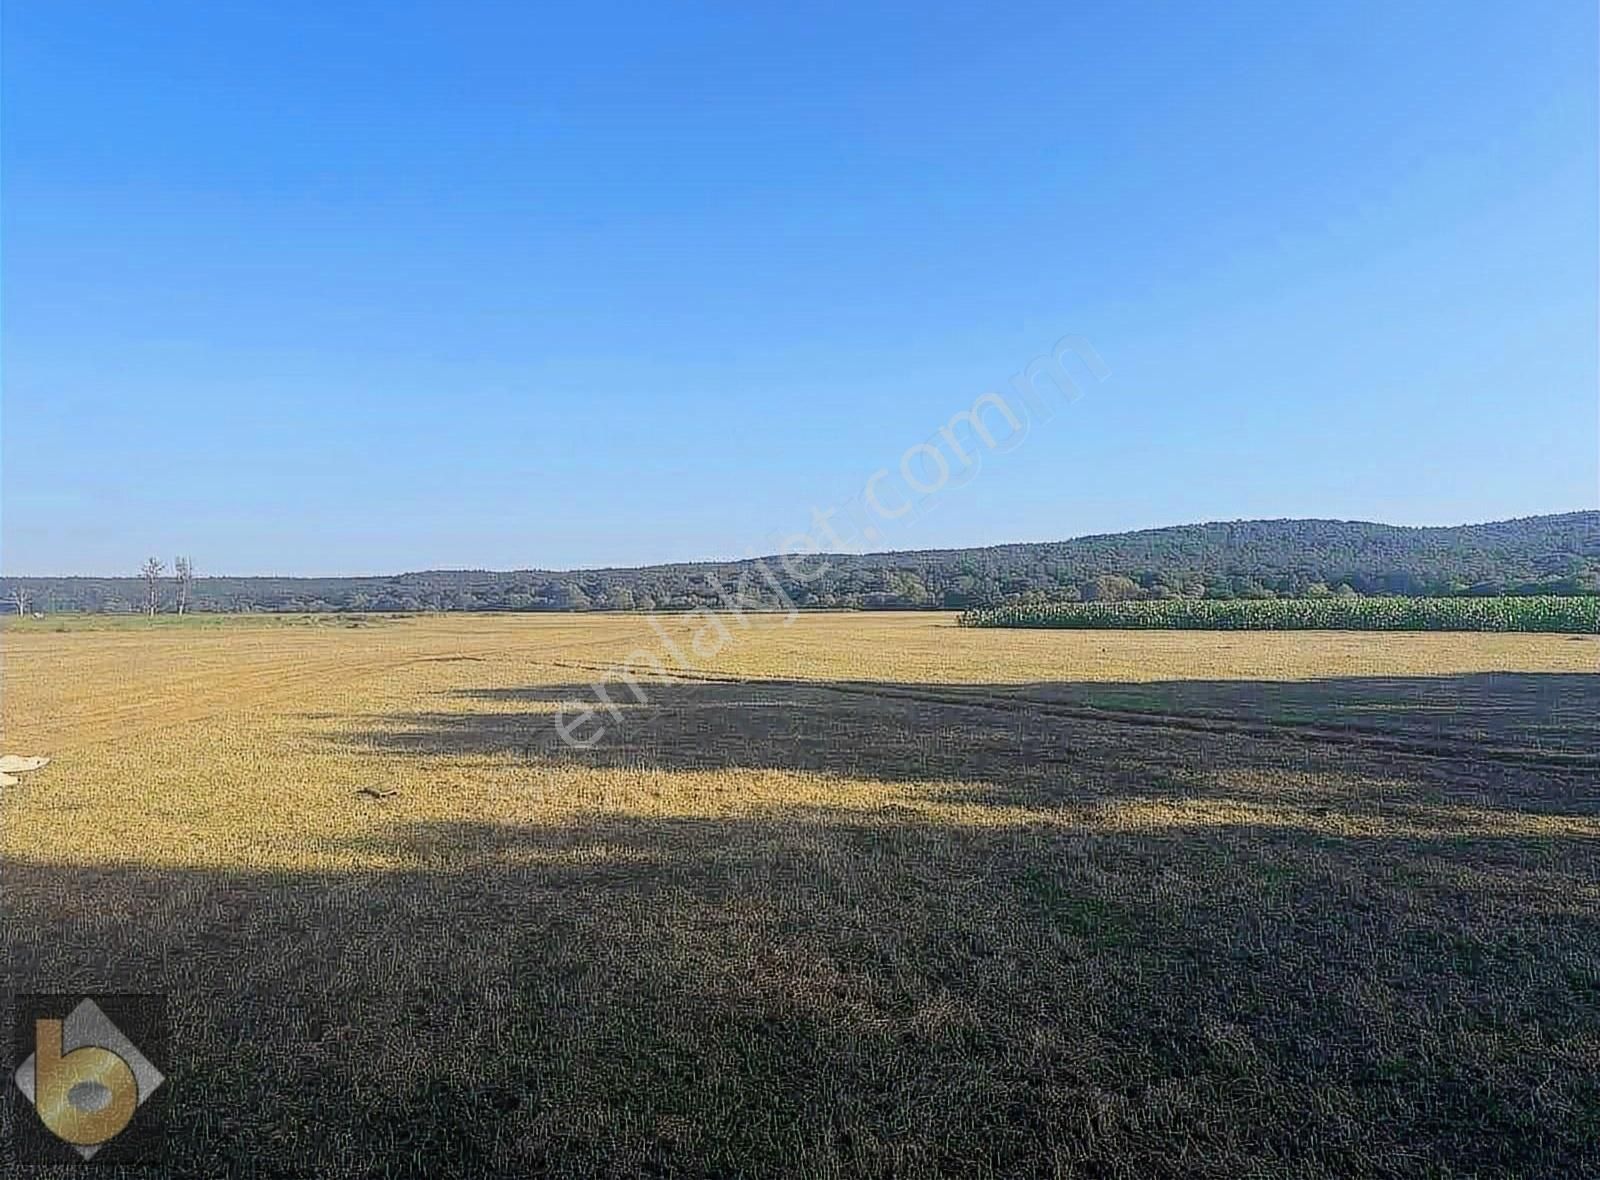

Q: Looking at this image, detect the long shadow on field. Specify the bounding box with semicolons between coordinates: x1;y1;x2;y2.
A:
5;802;1598;1177
454;669;1600;749
340;672;1600;814
10;672;1597;1174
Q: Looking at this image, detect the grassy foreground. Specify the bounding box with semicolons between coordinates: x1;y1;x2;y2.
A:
3;614;1597;1176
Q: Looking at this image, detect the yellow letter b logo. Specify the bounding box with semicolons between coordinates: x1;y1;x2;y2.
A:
33;1017;139;1147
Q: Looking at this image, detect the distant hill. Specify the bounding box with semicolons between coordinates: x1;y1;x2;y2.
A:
7;512;1598;615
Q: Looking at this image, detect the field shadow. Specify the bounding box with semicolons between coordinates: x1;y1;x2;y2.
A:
6;801;1600;1177
1015;670;1600;750
337;672;1600;815
10;671;1597;1174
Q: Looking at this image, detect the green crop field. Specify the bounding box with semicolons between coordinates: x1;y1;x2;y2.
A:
960;595;1600;632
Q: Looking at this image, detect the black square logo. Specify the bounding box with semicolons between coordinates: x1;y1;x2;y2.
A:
8;994;168;1165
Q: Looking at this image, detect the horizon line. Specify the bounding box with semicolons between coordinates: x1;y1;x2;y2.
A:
6;507;1595;582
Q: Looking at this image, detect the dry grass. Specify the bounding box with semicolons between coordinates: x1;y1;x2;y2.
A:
3;613;1597;1176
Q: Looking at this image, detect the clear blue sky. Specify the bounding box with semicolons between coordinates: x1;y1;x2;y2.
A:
4;1;1595;575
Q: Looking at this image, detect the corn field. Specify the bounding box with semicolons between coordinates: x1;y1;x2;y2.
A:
958;595;1600;632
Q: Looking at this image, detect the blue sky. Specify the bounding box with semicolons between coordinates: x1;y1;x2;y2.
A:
4;1;1596;575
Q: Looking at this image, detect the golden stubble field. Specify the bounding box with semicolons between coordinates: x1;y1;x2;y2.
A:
3;612;1598;1176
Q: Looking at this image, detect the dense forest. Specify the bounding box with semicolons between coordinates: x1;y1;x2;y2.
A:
7;512;1598;615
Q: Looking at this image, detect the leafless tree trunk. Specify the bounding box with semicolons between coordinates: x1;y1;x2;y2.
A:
141;557;165;616
4;586;30;617
174;556;194;615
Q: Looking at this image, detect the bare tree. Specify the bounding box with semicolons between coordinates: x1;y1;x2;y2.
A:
174;556;194;615
4;585;30;617
141;557;165;616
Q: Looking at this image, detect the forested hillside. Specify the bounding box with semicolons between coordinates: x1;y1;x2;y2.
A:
8;512;1597;614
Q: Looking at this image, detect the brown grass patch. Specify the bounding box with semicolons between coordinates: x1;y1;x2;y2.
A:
4;614;1597;1175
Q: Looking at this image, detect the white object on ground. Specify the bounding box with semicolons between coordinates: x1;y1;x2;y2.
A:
0;755;50;786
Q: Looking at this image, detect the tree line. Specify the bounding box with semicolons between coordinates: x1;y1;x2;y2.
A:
5;513;1597;616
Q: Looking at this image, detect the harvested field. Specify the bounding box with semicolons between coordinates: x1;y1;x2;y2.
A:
3;613;1597;1176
